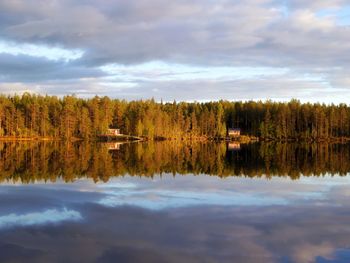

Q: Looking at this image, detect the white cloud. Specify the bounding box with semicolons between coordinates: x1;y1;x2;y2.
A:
0;40;83;62
0;0;349;102
100;62;289;82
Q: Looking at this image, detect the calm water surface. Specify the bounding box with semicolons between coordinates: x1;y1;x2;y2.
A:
0;141;350;263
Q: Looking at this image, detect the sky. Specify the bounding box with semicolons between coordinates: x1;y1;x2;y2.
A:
0;0;349;103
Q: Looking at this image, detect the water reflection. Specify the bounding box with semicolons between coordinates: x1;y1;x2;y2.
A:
0;208;81;229
0;175;350;262
0;141;350;183
96;177;289;209
0;142;350;262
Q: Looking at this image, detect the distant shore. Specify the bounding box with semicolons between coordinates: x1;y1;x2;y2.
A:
1;135;350;143
0;136;60;141
1;95;350;144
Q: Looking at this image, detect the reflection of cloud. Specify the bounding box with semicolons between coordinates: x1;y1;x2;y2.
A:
3;203;350;263
0;208;82;229
94;175;350;210
1;175;350;262
97;189;287;210
97;182;137;189
291;242;335;263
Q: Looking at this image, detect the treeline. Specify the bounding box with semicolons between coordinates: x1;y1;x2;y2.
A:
0;93;350;140
0;141;349;183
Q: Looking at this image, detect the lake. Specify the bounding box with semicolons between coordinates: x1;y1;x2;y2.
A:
0;141;350;263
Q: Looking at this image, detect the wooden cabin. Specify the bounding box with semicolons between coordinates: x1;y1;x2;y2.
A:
228;128;241;137
106;128;120;136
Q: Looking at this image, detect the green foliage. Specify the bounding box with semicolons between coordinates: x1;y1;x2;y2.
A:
0;94;349;140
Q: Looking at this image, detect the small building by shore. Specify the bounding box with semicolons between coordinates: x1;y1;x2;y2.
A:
106;128;121;136
228;128;241;137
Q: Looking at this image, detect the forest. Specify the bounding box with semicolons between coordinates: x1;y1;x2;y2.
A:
0;93;350;141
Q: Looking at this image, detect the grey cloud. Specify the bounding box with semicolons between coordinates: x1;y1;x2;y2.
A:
0;53;106;82
106;76;347;103
0;0;283;66
1;0;348;67
0;0;349;101
1;65;347;103
287;0;348;10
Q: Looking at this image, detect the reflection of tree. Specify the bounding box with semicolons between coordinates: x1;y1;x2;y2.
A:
0;142;349;183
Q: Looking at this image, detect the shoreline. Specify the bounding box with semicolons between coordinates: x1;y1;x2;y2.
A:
0;135;350;143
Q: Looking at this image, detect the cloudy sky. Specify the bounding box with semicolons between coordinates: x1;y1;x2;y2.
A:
0;0;349;103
